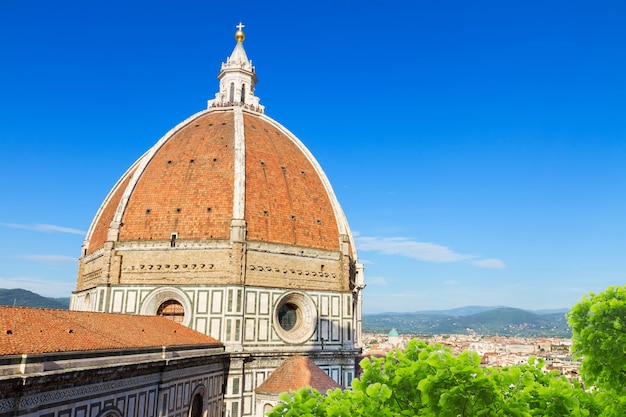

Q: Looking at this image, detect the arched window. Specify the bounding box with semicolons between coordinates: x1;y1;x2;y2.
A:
229;83;235;103
157;300;185;323
240;84;246;103
189;393;204;417
139;287;192;327
96;407;123;417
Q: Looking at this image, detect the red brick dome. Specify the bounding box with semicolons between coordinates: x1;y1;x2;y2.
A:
84;107;353;256
75;27;362;297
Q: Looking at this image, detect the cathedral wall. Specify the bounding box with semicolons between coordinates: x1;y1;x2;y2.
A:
76;248;107;291
245;248;347;291
78;284;357;351
78;240;353;291
116;245;235;285
0;354;226;417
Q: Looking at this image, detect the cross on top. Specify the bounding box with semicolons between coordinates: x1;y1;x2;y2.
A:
236;22;245;31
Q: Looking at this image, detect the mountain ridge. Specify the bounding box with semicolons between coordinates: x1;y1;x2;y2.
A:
0;288;70;309
365;305;569;317
363;307;572;337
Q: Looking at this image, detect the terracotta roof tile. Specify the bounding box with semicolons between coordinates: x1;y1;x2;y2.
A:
87;110;341;252
0;306;221;355
255;355;343;395
244;113;339;250
119;111;235;242
87;168;135;254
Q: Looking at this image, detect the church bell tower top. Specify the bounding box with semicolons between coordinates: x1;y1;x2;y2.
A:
208;23;264;113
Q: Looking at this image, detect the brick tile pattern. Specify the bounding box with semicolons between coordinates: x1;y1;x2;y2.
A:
87;110;340;252
120;111;235;241
0;306;220;355
255;355;343;395
244;113;339;250
87;170;134;254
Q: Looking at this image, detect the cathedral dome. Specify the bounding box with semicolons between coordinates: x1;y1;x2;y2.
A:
72;28;365;399
75;25;361;296
84;108;350;254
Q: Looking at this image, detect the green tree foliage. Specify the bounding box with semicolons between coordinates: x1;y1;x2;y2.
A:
267;339;601;416
567;285;626;393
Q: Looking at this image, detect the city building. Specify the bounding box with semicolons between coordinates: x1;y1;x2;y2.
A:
68;23;365;417
0;306;227;417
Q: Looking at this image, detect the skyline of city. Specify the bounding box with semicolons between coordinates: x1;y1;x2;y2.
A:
1;1;625;313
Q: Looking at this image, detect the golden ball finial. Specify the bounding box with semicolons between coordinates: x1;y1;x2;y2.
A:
235;22;245;42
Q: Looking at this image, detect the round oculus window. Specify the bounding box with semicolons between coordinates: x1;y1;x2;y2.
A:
273;292;317;344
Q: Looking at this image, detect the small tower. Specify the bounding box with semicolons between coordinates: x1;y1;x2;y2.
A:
208;23;264;112
388;328;400;348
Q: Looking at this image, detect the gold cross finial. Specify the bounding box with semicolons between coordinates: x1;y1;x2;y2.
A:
235;22;245;42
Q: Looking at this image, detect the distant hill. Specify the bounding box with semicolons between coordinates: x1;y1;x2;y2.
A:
0;289;70;309
412;306;508;316
363;307;571;337
1;289;571;337
389;306;570;317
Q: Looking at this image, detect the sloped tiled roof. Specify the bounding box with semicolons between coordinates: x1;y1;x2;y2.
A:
0;306;221;355
255;355;343;395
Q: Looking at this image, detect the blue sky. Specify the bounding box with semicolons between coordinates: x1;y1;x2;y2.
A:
1;1;625;313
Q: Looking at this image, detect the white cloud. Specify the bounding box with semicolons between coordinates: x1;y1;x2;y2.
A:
355;236;505;269
470;258;506;269
444;280;460;285
366;276;388;286
13;254;77;265
356;236;474;263
0;222;85;235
